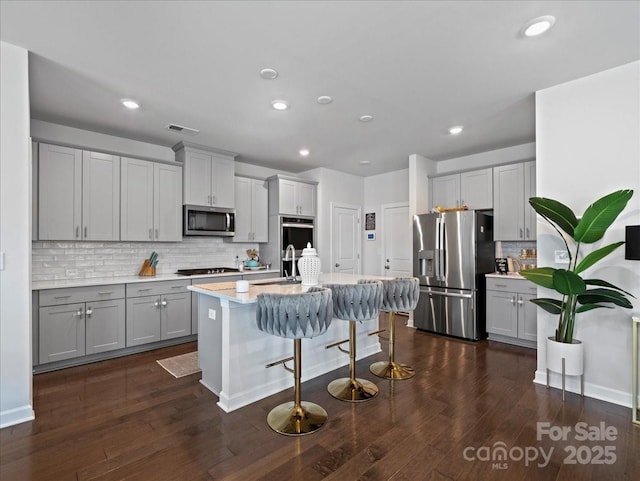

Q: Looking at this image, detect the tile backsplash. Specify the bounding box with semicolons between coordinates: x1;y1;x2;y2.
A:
32;237;265;282
495;240;537;269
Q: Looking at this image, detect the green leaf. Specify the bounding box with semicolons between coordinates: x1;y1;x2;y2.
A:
552;269;586;296
575;241;625;274
530;298;563;314
529;197;578;238
519;267;556;289
577;288;633;308
585;278;636;298
576;303;613;313
573;190;633;243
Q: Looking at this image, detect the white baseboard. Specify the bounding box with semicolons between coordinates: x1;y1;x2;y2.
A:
0;405;35;429
533;370;634;408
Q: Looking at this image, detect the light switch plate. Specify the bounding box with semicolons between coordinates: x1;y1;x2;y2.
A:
208;308;216;320
554;250;570;264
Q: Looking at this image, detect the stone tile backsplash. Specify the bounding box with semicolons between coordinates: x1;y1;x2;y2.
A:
32;237;264;282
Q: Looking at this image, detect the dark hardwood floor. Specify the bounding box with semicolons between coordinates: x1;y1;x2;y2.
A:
2;314;639;480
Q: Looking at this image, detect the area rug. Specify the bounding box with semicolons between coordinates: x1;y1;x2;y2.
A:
157;351;201;378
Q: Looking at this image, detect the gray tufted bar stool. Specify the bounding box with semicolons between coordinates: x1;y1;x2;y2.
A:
256;287;333;436
324;280;383;402
370;277;420;380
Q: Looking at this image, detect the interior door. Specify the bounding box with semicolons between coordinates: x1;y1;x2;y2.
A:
382;203;411;277
331;204;360;274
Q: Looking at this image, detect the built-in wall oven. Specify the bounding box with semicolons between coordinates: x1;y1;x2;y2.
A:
281;217;314;276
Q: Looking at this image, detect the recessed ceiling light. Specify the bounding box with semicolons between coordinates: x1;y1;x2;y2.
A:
260;68;278;79
271;99;289;111
120;98;139;110
359;115;373;122
448;125;464;135
522;15;556;37
359;160;371;165
317;96;333;104
299;149;310;157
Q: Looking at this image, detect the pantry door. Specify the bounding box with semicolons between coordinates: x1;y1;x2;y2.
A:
331;203;361;275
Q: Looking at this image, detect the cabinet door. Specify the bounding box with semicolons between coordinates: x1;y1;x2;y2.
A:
251;178;269;242
39;303;86;363
461;168;493;209
184;151;212;206
523;161;537;240
161;292;191;339
82;151;120;240
211;156;235;208
493;163;524;241
278;179;298;214
297;182;316;216
431;174;460;209
486;290;518;337
126;296;161;346
121;157;154;241
38;143;82;240
154;163;183;242
233;176;252;242
517;293;537;342
85;299;125;354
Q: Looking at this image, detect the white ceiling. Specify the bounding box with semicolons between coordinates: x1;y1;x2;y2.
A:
1;1;638;176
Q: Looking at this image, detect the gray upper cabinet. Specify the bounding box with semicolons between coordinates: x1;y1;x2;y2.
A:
38;143;120;241
430;168;493;210
121;157;182;242
174;142;236;208
268;175;317;216
493;161;536;241
233;176;269;243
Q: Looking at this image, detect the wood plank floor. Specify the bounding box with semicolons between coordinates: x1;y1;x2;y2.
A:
2;314;639;480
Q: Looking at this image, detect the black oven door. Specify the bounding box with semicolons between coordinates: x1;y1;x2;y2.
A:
281;218;314;252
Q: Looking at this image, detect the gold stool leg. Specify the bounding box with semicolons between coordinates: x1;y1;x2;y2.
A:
370;311;415;380
328;320;379;402
267;339;328;435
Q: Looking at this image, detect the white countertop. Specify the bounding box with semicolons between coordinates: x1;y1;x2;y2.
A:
485;272;526;279
32;269;280;290
189;272;391;304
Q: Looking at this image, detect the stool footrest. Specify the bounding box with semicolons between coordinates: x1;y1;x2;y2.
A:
368;329;386;337
325;338;349;350
265;356;294;370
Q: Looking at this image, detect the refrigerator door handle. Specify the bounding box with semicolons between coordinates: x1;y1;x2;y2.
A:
440;219;447;281
435;217;442;281
424;290;474;300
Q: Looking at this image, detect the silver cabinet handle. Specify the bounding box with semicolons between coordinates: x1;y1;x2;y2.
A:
76;226;80;238
84;226;88;238
154;300;160;307
385;265;390;270
54;295;72;299
98;291;113;295
526;227;530;239
495;284;508;288
335;263;340;268
138;288;152;292
212;195;216;205
517;297;524;306
171;285;184;289
86;307;93;316
149;228;153;240
510;296;516;305
155;228;159;239
76;309;84;316
519;228;524;239
161;299;168;307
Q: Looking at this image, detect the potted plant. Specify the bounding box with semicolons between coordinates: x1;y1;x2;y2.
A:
519;189;634;392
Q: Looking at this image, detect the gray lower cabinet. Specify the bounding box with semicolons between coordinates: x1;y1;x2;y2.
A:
486;277;537;347
38;284;126;364
126;279;191;346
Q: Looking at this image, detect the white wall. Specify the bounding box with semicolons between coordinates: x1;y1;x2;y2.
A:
535;61;640;406
363;169;410;275
0;42;34;428
301;168;364;272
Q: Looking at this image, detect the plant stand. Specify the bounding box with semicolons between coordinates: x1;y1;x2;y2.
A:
546;336;584;401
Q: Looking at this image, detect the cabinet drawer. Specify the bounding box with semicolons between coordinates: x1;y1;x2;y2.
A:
39;284;125;306
486;277;536;294
126;279;191;298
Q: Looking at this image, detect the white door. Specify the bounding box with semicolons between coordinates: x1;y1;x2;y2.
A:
382;202;412;277
331;204;361;274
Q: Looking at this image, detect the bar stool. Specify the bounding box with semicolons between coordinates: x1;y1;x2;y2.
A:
324;280;383;402
370;277;420;380
256;287;333;436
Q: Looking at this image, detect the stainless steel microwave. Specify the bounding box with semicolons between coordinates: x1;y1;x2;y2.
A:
183;205;235;236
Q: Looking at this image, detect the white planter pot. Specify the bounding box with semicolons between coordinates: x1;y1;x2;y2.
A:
546;336;584;400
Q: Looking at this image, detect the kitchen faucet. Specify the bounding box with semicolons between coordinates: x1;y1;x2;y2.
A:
284;244;296;281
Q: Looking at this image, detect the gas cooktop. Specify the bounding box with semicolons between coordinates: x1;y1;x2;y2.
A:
176;267;240;276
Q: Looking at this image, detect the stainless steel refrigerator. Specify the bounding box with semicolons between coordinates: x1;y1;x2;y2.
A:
413;210;494;340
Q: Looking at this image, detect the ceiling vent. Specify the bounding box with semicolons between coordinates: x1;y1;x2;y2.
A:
166;123;199;136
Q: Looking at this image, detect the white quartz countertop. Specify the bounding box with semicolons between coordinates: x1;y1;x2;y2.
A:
189;272;391;304
485;272;526;279
32;269;280;290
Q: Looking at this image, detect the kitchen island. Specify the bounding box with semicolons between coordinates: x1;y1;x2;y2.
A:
188;273;388;412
